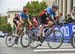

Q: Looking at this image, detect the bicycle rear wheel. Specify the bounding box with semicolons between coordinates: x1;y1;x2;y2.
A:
47;30;63;49
5;34;15;47
71;32;75;48
29;31;39;49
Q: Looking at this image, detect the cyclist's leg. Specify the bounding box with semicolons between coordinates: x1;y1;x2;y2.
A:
37;14;47;40
37;25;43;37
14;21;22;44
13;20;18;35
46;21;54;34
16;21;22;35
47;20;54;27
37;23;46;40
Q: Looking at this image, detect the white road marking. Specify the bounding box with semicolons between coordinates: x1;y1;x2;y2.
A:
37;46;49;48
34;49;75;52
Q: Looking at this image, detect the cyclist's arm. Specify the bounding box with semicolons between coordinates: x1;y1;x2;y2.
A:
19;16;24;23
27;17;32;26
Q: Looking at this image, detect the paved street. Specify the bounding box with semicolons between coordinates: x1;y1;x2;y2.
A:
0;37;75;54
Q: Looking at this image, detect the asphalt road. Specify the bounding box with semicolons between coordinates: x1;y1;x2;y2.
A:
0;37;75;54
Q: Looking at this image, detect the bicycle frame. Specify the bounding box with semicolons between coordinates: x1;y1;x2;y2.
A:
30;24;59;43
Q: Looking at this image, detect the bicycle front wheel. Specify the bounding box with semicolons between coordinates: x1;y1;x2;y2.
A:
47;30;63;49
20;31;30;48
71;32;75;48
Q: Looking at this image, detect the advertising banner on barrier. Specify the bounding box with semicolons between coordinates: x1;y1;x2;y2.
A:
55;23;75;42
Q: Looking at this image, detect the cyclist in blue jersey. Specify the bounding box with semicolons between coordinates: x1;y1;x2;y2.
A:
20;7;32;26
38;4;59;40
14;7;32;44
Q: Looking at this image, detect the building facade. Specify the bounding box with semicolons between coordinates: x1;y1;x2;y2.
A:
43;0;55;7
7;11;22;27
56;0;74;17
43;0;75;17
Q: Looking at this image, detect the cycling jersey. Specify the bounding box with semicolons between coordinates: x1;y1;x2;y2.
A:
40;13;48;24
20;12;29;26
13;17;20;26
46;7;56;18
40;7;56;24
20;12;28;19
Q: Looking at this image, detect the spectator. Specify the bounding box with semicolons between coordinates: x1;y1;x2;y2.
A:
71;6;75;15
58;13;65;24
65;14;73;23
67;6;75;23
70;7;75;21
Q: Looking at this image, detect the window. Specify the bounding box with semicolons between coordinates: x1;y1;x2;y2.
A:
65;0;67;16
71;0;73;10
61;0;63;16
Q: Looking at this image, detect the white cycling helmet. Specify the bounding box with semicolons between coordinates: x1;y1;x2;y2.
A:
52;4;59;9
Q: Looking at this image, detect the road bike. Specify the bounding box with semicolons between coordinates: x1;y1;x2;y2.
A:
5;25;30;48
29;24;63;49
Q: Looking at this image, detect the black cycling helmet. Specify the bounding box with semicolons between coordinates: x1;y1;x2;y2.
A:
52;4;59;9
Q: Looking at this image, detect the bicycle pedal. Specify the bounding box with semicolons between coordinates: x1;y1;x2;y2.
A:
14;37;19;44
40;37;45;43
39;43;42;46
37;41;42;46
14;39;18;44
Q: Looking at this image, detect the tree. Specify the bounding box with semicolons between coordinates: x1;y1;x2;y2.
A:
25;1;47;16
0;16;12;32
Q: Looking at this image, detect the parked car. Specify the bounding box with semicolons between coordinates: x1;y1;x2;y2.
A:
0;31;5;38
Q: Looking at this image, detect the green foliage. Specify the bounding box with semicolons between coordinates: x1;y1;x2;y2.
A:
12;25;16;31
0;24;12;33
25;1;47;16
0;17;12;32
0;16;7;24
6;24;12;33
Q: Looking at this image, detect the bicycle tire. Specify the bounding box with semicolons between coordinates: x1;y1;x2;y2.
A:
47;30;63;49
71;32;75;48
5;34;15;47
29;31;39;49
20;31;30;48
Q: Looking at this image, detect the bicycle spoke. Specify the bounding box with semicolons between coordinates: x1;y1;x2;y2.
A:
47;30;63;49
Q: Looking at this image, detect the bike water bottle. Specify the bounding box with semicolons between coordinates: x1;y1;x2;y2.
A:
36;25;42;37
24;27;26;32
42;29;45;37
